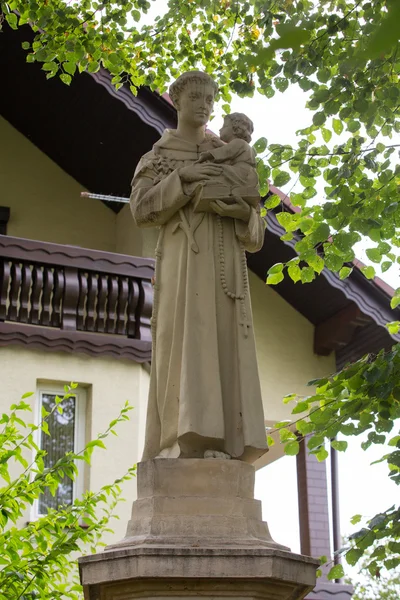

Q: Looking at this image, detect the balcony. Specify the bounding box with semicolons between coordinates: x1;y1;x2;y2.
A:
0;235;154;362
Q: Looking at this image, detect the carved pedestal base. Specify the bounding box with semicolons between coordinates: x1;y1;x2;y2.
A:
79;460;318;600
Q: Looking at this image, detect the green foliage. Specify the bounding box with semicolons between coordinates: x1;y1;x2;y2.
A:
269;345;400;578
328;563;345;580
347;543;400;599
0;385;135;599
1;0;399;276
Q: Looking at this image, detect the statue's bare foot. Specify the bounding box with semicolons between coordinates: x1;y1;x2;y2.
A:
204;449;231;460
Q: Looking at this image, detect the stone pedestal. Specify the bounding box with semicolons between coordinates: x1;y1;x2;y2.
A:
79;460;318;600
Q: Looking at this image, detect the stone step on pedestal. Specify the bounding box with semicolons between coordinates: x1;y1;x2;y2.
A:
114;459;284;549
79;459;319;600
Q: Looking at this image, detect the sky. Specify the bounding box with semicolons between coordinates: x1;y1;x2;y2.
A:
136;0;400;577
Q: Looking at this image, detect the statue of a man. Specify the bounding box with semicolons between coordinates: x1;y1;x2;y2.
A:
130;71;268;463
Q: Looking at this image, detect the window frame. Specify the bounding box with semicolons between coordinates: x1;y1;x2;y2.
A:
32;382;87;520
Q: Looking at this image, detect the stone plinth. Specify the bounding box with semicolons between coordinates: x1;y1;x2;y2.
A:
79;460;318;600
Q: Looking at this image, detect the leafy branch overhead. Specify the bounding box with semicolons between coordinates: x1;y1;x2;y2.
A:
269;343;400;579
1;0;399;278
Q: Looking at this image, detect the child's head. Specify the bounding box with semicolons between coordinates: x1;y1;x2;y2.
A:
220;112;254;143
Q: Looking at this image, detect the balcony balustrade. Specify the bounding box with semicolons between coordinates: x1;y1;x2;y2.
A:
0;235;154;362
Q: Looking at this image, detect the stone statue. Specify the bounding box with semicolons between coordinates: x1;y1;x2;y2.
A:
130;71;268;463
193;112;260;213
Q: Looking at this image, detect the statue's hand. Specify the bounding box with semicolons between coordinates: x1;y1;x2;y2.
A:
179;164;222;183
210;197;251;223
197;151;214;163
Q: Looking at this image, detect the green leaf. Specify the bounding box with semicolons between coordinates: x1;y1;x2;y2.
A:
253;137;268;154
279;427;297;442
331;440;348;452
307;254;325;274
315;446;329;462
284;440;300;455
361;265;375;279
276;211;296;231
63;62;76;76
327;564;345;580
301;266;315;283
303;186;317;199
365;248;381;263
313;112;326;126
351;514;362;525
290;193;306;208
321;128;332;143
317;68;331;83
275;77;289;92
346;547;363;566
288;263;301;283
88;61;100;73
86;439;107;450
324;253;343;272
6;13;18;30
391;295;400;309
267;435;275;446
387;321;400;335
339;266;353;279
267;262;284;275
310;223;330;245
273;171;291;188
292;400;310;414
381;261;392;273
347;120;361;133
332;119;343;135
42;62;56;72
108;53;120;65
267;271;284;285
60;73;72;86
272;24;311;51
264;194;281;209
283;393;297;404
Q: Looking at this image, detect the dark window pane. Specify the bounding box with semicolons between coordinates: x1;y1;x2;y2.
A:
38;393;76;514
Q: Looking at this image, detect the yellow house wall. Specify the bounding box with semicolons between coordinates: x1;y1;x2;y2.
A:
249;270;336;424
0;116;116;252
0;345;149;545
115;203;144;257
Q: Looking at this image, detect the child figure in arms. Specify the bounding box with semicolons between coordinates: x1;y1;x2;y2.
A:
193;112;260;213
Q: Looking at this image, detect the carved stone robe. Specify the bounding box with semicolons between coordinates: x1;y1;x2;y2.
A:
130;129;268;463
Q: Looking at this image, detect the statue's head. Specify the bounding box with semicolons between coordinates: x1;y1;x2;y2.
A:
220;112;254;144
169;71;218;127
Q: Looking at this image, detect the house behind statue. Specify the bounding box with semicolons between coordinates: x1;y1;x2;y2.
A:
1;23;399;600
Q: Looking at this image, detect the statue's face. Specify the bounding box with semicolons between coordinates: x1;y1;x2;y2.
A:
177;81;215;127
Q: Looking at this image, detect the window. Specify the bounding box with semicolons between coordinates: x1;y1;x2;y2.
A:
34;383;87;517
